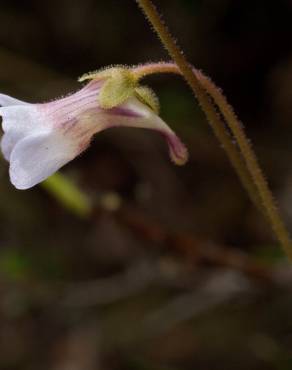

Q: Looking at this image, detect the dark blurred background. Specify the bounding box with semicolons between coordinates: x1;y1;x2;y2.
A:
0;0;292;369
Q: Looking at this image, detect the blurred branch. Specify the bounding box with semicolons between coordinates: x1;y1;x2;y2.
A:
116;204;275;284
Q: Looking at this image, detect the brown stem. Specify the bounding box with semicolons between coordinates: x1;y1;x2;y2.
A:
135;0;292;260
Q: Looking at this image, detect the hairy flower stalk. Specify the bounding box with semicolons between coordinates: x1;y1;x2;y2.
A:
0;75;188;190
135;0;292;259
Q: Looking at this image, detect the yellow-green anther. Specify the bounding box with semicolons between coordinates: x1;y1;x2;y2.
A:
135;85;160;114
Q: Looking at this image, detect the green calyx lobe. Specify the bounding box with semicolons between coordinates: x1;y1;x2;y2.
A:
134;85;160;114
99;68;136;109
79;66;160;113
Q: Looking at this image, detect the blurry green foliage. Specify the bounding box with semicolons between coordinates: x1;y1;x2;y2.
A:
0;249;31;280
0;248;65;281
254;244;286;265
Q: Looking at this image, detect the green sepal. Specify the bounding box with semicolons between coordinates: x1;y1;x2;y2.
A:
135;85;160;114
98;69;136;109
78;65;128;82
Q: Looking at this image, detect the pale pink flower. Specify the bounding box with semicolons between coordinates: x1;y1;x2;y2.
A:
0;80;188;190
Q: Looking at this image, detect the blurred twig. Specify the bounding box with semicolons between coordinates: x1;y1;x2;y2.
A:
116;204;275;284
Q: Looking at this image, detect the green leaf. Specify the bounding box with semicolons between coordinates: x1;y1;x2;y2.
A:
0;250;31;280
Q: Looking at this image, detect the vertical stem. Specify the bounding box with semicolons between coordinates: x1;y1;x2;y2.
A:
135;0;292;259
197;71;292;259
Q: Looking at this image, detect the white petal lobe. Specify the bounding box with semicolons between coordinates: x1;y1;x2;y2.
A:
9;132;77;190
0;93;29;107
0;105;42;133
